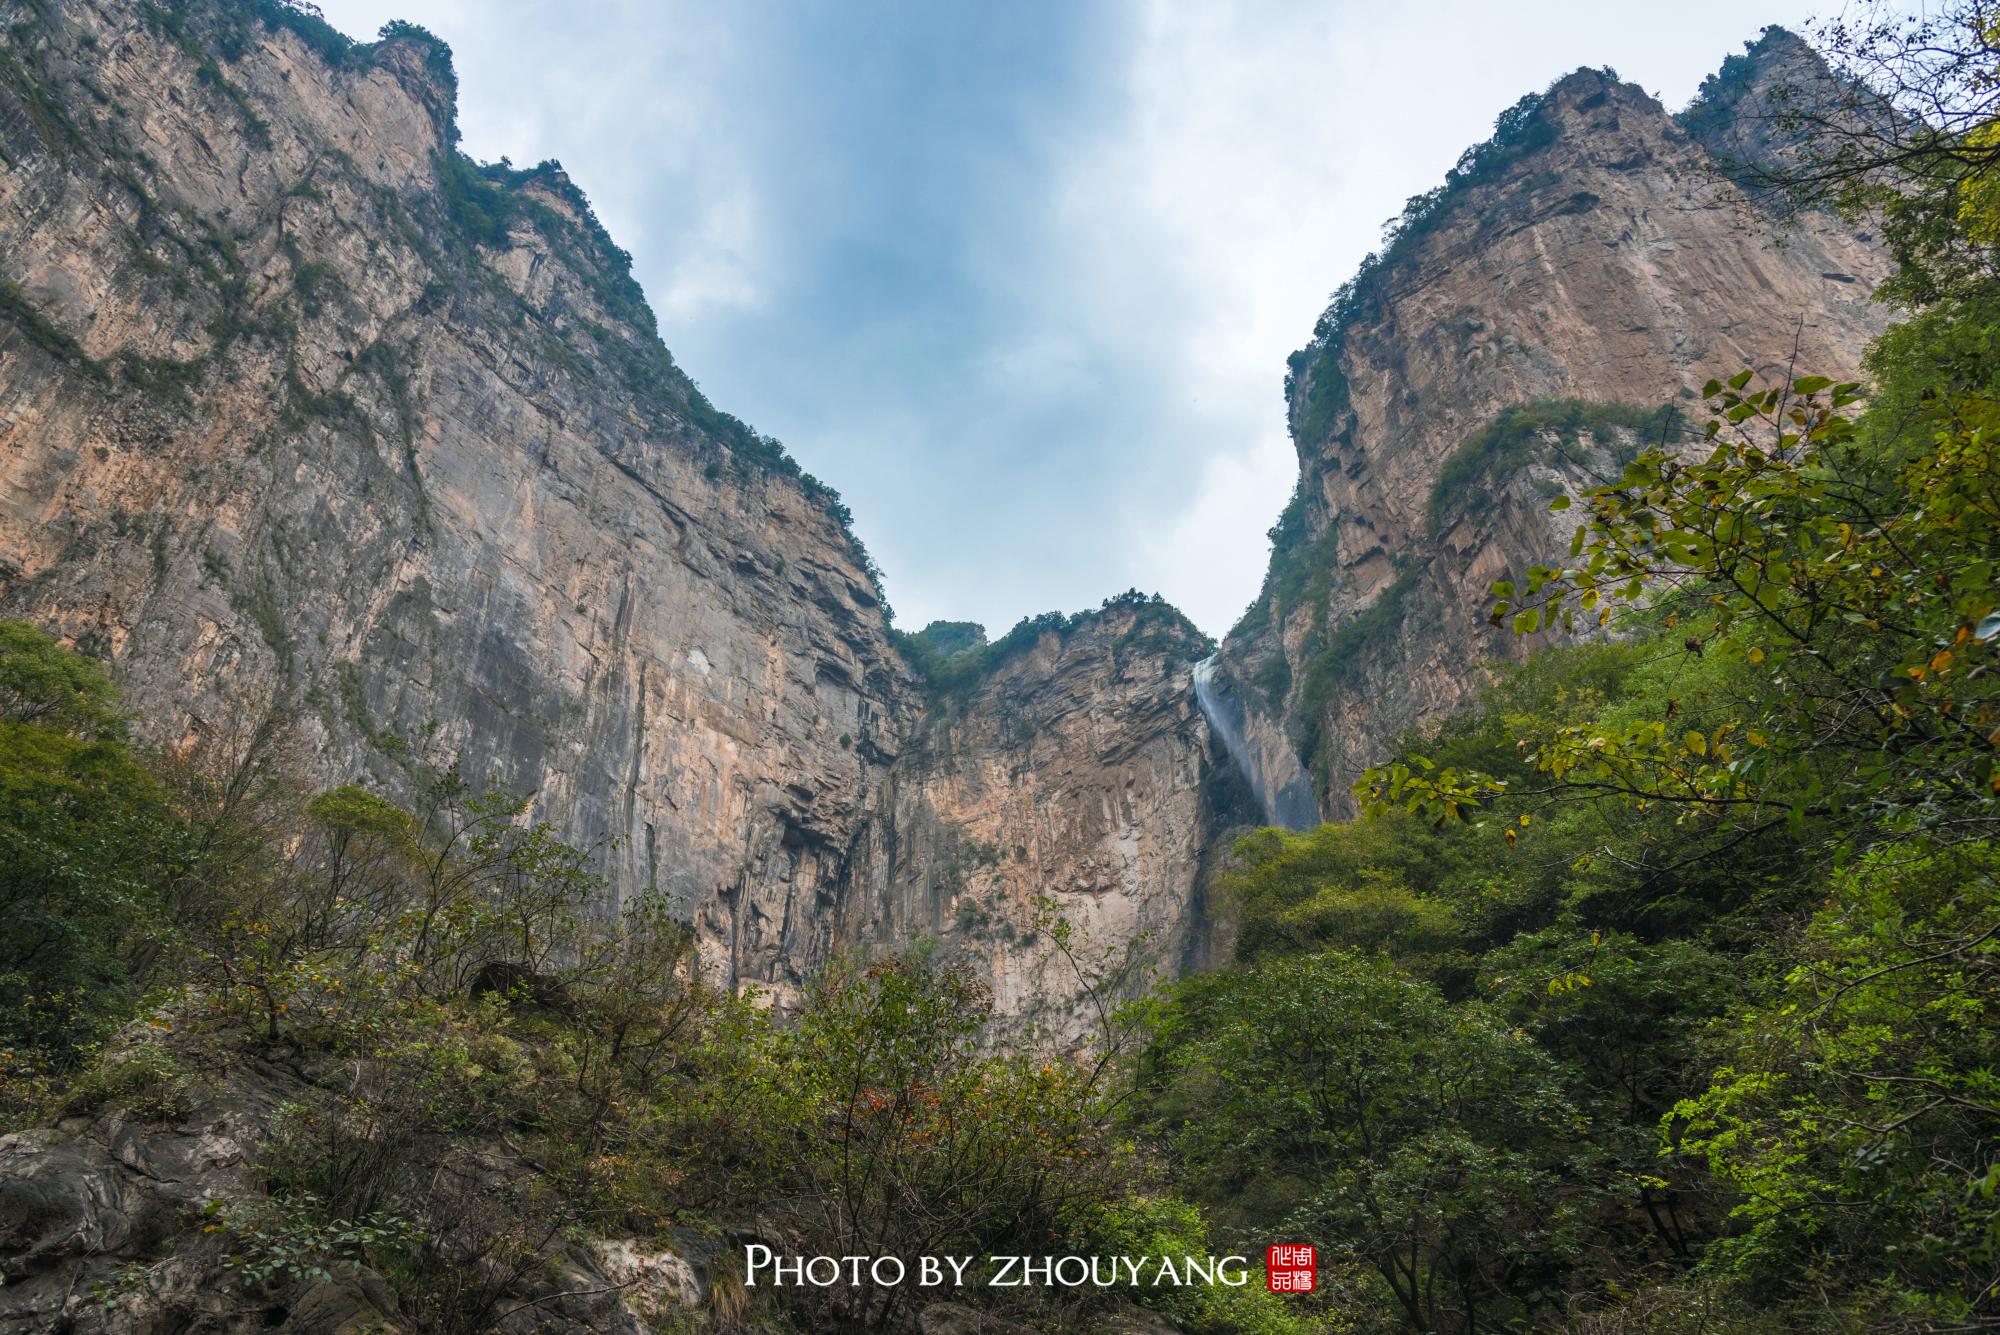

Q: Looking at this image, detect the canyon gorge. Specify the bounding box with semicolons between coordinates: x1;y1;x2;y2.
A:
0;3;1889;1038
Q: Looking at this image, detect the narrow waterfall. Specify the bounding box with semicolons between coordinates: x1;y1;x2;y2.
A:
1191;655;1318;831
1191;657;1253;808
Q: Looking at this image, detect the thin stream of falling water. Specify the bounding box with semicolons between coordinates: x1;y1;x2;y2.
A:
1191;655;1316;830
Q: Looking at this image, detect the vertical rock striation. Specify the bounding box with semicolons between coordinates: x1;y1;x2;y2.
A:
839;601;1216;1039
0;0;922;1001
0;0;1215;1037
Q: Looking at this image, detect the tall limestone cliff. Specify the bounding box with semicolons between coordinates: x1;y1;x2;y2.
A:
1215;29;1893;812
0;4;1900;1033
834;600;1220;1040
0;0;1212;1033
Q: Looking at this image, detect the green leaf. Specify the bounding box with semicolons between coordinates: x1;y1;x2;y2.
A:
1728;369;1754;390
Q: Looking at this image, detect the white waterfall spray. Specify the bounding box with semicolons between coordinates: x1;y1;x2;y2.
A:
1191;657;1249;793
1191;655;1318;830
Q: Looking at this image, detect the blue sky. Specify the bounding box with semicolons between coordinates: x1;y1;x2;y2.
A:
316;0;1821;637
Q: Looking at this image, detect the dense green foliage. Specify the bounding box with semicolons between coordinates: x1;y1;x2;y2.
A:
1144;17;2000;1330
1152;952;1598;1332
909;618;989;659
0;620;1301;1333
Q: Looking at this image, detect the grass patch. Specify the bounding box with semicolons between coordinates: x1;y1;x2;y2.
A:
1426;399;1683;533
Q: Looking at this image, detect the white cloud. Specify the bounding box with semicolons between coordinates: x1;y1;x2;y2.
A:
1017;0;1826;634
313;0;1829;638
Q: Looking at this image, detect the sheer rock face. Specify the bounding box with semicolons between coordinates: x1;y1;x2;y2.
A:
0;0;1211;1033
0;0;911;998
1219;56;1893;809
831;605;1216;1040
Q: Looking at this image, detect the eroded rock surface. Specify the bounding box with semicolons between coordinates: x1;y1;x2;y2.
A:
836;604;1217;1040
0;0;1212;1035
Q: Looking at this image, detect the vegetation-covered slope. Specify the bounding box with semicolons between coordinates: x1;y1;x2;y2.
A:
1136;9;2000;1330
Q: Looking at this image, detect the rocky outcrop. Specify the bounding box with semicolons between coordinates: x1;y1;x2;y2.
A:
0;1039;720;1333
1218;37;1893;807
835;600;1216;1041
0;0;911;991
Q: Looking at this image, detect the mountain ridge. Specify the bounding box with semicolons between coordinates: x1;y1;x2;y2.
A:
1217;37;1891;812
0;0;1214;1037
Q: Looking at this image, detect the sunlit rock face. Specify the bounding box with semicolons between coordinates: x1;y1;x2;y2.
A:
0;0;1215;1039
1221;42;1892;812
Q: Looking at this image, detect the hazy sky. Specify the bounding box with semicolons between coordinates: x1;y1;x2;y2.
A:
314;0;1822;637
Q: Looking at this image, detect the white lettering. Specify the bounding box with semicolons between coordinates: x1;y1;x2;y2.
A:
1152;1257;1184;1286
990;1255;1022;1287
1217;1256;1250;1287
805;1256;840;1287
1182;1255;1215;1285
744;1244;773;1286
1054;1256;1089;1286
871;1256;906;1286
946;1255;973;1286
